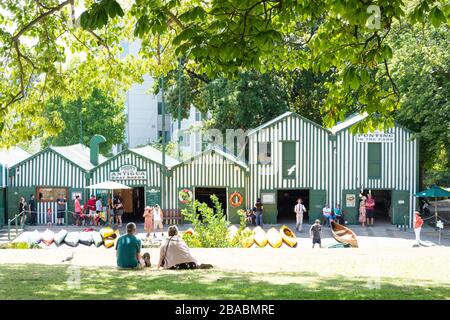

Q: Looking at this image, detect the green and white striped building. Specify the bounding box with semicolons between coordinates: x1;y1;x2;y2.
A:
7;144;107;224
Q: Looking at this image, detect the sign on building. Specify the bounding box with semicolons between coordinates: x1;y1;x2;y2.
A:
356;133;394;143
110;165;147;181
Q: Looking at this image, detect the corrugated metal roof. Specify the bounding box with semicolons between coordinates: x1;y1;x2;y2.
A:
247;112;293;136
50;144;108;171
0;147;32;167
130;145;180;168
175;146;249;170
330;113;369;134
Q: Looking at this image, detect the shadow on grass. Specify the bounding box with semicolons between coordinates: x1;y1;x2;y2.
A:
0;264;448;300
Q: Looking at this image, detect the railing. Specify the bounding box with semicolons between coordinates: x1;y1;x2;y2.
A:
7;210;27;241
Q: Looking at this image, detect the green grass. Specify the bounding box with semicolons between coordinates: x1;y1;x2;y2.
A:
0;264;448;300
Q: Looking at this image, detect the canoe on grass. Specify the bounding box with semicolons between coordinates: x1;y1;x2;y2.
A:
241;227;254;248
28;230;41;244
92;231;103;247
41;229;55;246
99;227;115;239
79;232;93;246
104;239;115;248
54;229;68;245
331;221;358;248
280;225;297;248
253;227;268;248
267;227;282;248
64;232;80;247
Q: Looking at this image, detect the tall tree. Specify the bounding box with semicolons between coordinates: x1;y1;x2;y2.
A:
390;23;450;187
42;88;126;154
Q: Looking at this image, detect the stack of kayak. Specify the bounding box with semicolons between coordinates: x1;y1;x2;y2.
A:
31;227;120;248
244;225;298;248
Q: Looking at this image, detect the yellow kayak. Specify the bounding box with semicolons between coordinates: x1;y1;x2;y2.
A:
241;227;254;248
104;239;115;248
253;227;268;248
100;227;115;239
267;227;282;248
280;225;297;247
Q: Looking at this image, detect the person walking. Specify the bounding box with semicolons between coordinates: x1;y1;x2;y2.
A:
294;198;307;232
73;195;82;226
254;198;264;227
413;211;424;246
359;194;367;227
28;194;36;225
143;206;153;238
56;194;66;226
113;194;124;228
309;219;323;248
19;197;28;225
366;193;375;226
152;204;164;237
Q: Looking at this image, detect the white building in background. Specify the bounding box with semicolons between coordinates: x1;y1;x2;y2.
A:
118;40;205;156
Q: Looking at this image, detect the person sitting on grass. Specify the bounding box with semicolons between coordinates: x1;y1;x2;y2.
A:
116;222;151;269
158;225;213;270
309;219;323;248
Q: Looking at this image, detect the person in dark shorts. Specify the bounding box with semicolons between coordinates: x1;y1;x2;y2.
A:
56;195;66;226
254;198;264;226
28;194;36;225
309;219;323;248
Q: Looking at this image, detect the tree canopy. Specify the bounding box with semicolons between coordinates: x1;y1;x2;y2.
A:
42;88;126;154
0;0;449;149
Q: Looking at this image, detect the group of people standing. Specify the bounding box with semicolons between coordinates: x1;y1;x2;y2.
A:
73;193;125;227
18;195;36;225
143;204;164;237
358;193;376;227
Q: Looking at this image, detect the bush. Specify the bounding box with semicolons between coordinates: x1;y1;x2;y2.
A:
181;195;252;248
0;242;40;249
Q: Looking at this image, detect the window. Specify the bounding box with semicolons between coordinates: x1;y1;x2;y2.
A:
282;141;296;178
257;142;272;164
158;130;171;142
182;132;190;147
37;187;68;202
157;102;162;115
195;110;202;121
368;143;382;178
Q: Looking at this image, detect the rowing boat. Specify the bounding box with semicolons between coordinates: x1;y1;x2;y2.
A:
280;225;297;247
330;221;358;248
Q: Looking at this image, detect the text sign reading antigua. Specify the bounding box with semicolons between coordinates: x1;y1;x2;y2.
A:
110;165;147;181
356;132;394;143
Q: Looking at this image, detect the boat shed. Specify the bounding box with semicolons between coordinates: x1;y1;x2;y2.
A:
168;147;250;223
7;144;107;224
247;111;418;227
89;145;180;223
0;147;31;226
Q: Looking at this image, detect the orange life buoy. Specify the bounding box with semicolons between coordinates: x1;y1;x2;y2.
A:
229;192;243;207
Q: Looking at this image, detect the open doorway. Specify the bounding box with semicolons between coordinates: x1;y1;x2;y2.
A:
114;187;145;223
362;189;391;222
277;189;309;223
195;187;227;216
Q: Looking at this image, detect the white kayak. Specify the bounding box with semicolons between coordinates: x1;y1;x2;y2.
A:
64;232;80;247
54;229;68;245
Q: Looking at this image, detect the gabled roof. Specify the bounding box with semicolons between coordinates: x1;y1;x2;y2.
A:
247;111;330;136
330;113;369;134
0;147;32;167
130;145;180;168
50;144;108;171
173;146;249;171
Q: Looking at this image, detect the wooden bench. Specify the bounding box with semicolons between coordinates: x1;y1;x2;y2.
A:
163;209;183;225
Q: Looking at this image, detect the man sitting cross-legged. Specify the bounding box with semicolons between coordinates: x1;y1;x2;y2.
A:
116;222;151;269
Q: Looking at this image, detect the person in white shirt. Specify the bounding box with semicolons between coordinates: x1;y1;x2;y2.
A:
294;198;307;232
322;204;332;227
152;204;164;237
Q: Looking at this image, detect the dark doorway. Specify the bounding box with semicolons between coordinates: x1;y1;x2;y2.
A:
195;187;227;216
277;189;309;222
114;187;145;223
362;189;391;221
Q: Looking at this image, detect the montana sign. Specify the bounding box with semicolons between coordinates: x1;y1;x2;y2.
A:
110;165;147;181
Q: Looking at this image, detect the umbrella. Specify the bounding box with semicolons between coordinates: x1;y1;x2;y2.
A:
414;185;450;229
86;181;131;226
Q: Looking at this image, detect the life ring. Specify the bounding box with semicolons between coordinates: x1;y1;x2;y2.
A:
179;188;193;204
229;192;243;207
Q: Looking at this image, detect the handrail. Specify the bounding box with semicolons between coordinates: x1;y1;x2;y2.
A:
7;210;27;241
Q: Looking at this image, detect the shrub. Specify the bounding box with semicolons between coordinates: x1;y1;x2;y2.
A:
181;195;251;248
0;242;40;249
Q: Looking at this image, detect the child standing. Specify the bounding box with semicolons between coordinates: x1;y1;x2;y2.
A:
143;206;153;238
414;211;424;246
47;208;53;227
309;219;322;248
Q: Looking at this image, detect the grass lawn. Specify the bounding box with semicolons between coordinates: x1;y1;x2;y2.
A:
0;264;448;299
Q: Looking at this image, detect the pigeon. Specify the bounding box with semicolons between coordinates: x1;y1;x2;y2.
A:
61;252;75;263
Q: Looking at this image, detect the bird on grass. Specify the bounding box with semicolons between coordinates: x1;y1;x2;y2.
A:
61;252;75;263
